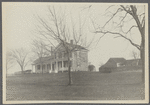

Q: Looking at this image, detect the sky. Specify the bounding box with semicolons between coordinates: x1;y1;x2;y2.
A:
2;3;145;73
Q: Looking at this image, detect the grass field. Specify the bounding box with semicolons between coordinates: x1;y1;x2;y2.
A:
6;71;145;100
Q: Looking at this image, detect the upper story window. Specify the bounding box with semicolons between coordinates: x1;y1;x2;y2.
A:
37;65;40;70
64;52;67;58
55;53;57;59
58;52;62;58
63;52;72;58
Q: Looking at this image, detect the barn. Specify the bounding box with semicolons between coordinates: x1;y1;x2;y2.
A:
99;58;126;72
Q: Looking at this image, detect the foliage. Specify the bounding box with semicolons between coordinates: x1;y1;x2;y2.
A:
88;64;95;71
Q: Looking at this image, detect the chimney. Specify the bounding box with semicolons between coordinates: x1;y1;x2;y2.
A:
70;40;73;45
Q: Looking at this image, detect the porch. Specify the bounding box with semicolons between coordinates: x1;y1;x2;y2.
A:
33;60;73;73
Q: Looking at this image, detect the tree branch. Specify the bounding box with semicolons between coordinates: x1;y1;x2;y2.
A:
95;30;141;50
102;8;123;28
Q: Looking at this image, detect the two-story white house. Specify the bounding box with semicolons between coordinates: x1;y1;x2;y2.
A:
32;40;88;73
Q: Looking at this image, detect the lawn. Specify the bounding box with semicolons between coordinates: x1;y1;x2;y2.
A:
6;71;145;100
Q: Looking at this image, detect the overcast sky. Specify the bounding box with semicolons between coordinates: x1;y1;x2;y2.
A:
3;3;145;73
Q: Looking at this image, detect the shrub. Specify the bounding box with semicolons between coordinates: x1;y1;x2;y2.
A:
88;65;95;71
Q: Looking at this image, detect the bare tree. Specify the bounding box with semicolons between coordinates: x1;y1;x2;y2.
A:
11;48;30;73
6;51;14;75
90;5;145;82
32;39;51;74
34;6;91;85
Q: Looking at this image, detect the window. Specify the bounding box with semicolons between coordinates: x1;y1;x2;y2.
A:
47;64;51;70
64;52;67;58
58;61;62;68
42;65;45;70
37;65;40;70
55;53;57;59
64;52;72;58
63;61;72;67
62;52;64;58
58;52;62;58
64;61;68;67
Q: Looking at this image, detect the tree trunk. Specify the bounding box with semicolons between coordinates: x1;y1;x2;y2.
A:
68;53;72;85
42;65;43;74
140;23;145;83
141;50;145;83
41;62;43;74
140;40;145;83
21;66;24;74
130;5;145;83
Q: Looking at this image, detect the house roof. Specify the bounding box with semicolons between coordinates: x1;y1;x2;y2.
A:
54;42;88;52
33;56;53;64
109;58;126;63
67;41;87;49
100;58;126;68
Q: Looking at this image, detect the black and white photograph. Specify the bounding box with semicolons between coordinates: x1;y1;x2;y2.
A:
2;2;149;104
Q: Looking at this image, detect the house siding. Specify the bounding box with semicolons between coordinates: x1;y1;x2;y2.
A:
72;50;88;71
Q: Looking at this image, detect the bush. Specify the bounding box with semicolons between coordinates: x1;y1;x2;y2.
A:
88;65;95;71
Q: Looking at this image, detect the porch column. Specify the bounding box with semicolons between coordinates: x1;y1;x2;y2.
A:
50;62;52;73
62;61;64;72
62;52;64;58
